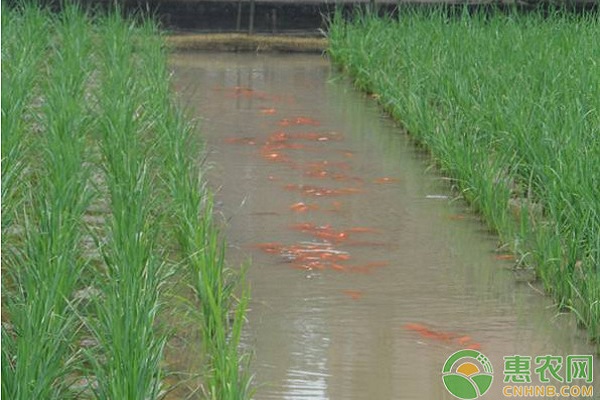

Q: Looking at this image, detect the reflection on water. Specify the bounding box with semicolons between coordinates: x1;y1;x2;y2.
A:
171;52;598;399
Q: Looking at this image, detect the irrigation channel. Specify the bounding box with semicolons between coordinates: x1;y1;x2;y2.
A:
170;52;599;399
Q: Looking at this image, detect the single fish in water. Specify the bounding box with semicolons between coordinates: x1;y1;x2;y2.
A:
341;290;363;300
224;137;258;145
284;184;362;197
289;202;319;213
403;322;482;349
278;116;321;127
373;177;400;184
260;107;277;115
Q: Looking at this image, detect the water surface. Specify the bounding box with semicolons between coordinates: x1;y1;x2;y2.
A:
170;52;598;399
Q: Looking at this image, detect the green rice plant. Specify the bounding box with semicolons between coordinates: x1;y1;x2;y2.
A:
130;20;254;398
86;11;168;400
2;5;253;398
2;3;94;398
1;1;49;237
329;8;600;351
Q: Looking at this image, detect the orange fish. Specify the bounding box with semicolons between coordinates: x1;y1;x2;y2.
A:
332;174;363;183
284;184;363;197
266;143;306;151
347;261;389;274
329;201;343;212
305;169;329;179
260;107;277;115
342;290;363;300
289;223;350;243
374;177;400;184
495;254;515;261
255;242;283;254
320;252;350;262
456;336;472;345
289;202;318;213
404;323;482;349
404;323;454;343
404;323;429;332
330;263;348;272
278;116;321;127
292;261;326;271
225;137;257;145
289;132;343;142
267;131;288;142
261;151;291;163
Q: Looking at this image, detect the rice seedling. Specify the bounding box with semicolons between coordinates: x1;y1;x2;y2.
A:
84;11;170;400
134;20;254;398
2;3;253;399
2;3;94;398
329;7;600;351
1;1;49;238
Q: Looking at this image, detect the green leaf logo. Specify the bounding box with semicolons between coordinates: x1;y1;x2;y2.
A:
442;349;494;399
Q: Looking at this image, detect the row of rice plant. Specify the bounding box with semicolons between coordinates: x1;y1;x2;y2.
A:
328;8;599;351
2;4;93;399
2;2;252;398
131;14;254;399
138;23;254;399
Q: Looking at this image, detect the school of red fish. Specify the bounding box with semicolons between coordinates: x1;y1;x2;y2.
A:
216;85;481;349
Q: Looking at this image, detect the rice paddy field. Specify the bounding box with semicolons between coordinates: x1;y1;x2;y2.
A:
328;8;600;352
1;3;250;399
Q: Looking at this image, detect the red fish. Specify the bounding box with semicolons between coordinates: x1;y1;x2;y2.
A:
255;242;283;254
284;184;362;197
495;254;515;261
289;223;348;243
278;116;321;127
215;86;270;100
329;201;343;212
267;131;289;142
225;137;257;145
347;261;389;274
260;107;277;115
403;323;482;349
342;290;363;300
374;177;400;184
260;151;291;163
289;202;318;213
289;132;343;142
330;263;348;272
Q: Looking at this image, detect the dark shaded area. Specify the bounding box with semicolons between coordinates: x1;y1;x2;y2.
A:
5;0;598;33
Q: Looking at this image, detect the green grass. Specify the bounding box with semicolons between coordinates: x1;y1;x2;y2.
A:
2;2;252;398
329;8;600;351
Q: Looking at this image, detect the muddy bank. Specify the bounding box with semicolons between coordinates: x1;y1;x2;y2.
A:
167;33;327;52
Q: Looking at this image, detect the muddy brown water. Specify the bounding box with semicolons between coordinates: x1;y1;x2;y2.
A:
170;52;598;399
